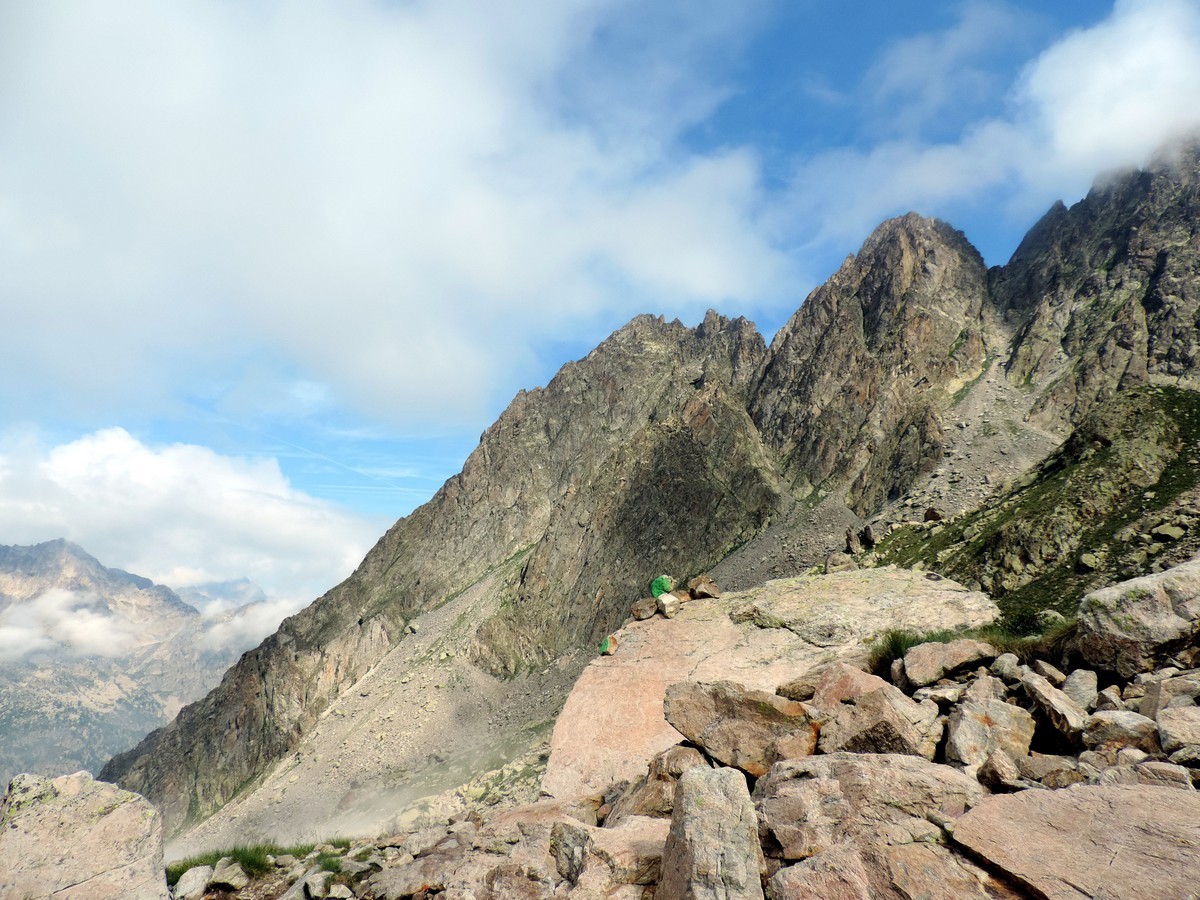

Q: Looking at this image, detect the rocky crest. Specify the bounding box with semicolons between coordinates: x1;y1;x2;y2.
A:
146;557;1200;899
995;138;1200;426
102;140;1200;847
751;213;991;514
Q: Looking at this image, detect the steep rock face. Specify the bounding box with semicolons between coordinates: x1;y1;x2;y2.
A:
751;213;991;514
103;312;778;833
994;138;1200;425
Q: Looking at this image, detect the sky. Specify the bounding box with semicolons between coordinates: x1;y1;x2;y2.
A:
2;0;1200;648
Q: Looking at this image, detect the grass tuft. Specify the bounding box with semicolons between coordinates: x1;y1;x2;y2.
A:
165;839;344;886
867;619;1078;677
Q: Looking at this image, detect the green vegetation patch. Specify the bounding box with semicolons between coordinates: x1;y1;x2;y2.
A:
875;385;1200;634
867;620;1077;677
165;838;350;886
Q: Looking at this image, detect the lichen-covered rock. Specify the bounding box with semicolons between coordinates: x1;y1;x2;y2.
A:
1075;559;1200;677
0;771;168;900
659;767;764;900
664;681;819;777
754;754;992;899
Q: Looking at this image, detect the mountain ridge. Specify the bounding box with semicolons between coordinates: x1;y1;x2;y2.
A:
102;139;1200;841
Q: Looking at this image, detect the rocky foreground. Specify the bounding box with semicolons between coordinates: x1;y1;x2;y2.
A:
4;560;1200;898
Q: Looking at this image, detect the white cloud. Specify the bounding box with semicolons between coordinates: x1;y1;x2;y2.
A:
784;0;1200;253
0;589;139;662
867;1;1036;133
0;0;789;429
0;427;386;623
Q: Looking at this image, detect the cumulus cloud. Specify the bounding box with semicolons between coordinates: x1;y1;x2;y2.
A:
0;0;790;429
0;589;139;662
785;0;1200;253
0;427;386;625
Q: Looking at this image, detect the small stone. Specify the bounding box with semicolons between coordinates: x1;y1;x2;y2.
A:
977;749;1025;793
173;866;213;900
211;858;250;891
1020;668;1088;741
903;639;996;688
825;551;858;574
1158;706;1200;755
631;597;658;620
1032;660;1067;686
1083;711;1161;754
1093;686;1124;711
1062;669;1099;711
657;594;681;619
990;653;1021;682
687;575;721;599
1151;524;1185;541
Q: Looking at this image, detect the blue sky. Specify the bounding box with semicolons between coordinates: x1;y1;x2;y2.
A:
2;0;1199;644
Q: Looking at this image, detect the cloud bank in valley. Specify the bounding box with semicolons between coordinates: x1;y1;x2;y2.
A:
0;427;385;648
0;588;141;663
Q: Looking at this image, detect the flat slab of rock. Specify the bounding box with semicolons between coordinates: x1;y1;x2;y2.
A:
1076;558;1200;677
902;639;996;688
952;785;1200;900
0;771;168;900
543;569;996;797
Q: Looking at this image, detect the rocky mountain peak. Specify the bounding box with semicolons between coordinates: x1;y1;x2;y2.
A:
995;139;1200;426
750;212;990;513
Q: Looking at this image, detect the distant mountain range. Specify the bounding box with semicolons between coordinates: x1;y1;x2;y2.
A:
0;539;262;785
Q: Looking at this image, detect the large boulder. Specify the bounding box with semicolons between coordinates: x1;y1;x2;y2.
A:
1075;558;1200;677
0;771;169;900
658;767;764;900
543;569;996;798
951;785;1200;899
901;639;996;688
663;681;820;776
816;685;942;760
754;754;992;899
945;698;1036;766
